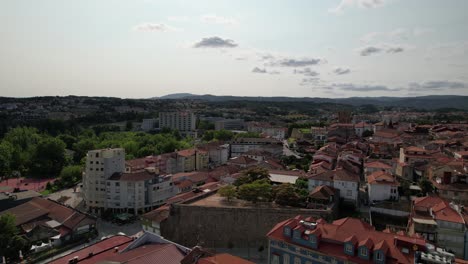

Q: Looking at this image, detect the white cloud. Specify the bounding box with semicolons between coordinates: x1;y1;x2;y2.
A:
329;0;385;14
133;23;179;32
201;15;239;25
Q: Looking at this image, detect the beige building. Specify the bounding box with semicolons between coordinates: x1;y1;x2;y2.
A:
159;111;196;137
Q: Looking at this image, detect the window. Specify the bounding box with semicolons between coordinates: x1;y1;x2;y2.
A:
376;252;383;261
310;235;316;243
360;247;367;257
347;190;352;197
345;244;353;253
293;231;301;239
284;227;291;236
283;254;290;264
294;257;301;264
271;255;280;264
115;182;120;186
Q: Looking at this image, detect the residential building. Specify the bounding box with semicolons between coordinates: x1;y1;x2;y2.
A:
82;148;126;212
408;196;467;258
429;161;468;205
49;232;191;264
83;149;177;214
364;161;393;179
307;170;334;190
367;170;399;202
230;137;283;157
141;118;158;131
0;197;96;247
247;122;287;140
197;142;229;167
214;118;245;130
354;121;373;137
159;111;197;137
333;168;360;206
267;215;428;264
308;185;338;210
396;146;434;181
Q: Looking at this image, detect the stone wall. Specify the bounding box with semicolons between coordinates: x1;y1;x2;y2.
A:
160;201;335;249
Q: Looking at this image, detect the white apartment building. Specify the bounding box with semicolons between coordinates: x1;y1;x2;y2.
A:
141;118;158;131
159;111;196;137
82;148;126;211
82;148;177;214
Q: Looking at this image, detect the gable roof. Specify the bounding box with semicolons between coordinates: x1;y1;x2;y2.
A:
367;171;399;186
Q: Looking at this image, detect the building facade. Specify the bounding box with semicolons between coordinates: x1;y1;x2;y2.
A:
159;111;197;137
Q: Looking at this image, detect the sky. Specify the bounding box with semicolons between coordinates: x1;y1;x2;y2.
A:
1;0;468;99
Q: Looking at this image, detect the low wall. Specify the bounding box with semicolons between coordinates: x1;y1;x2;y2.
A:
161;201;334;249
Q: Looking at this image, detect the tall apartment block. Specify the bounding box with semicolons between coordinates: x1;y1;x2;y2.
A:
82;148;177;214
159;111;197;137
82;148;126;213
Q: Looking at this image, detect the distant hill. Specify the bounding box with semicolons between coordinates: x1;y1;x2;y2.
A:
154;94;468;110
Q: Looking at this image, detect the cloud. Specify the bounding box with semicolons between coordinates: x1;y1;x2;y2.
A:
193;36;238;48
269;58;322;67
360;46;382;56
359;45;405;56
133;23;178;32
201;15;238;25
386;47;404;53
252;67;281;75
294;68;319;77
300;78;320;86
332;83;399;92
408;80;467;91
334;68;351;75
252;67;267;74
167;16;189;22
329;0;385;14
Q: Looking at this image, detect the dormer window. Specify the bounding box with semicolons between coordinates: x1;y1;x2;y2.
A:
360;247;368;257
310;235;317;243
376;252;383;261
345;244;353;253
283;227;291;237
293;230;301;239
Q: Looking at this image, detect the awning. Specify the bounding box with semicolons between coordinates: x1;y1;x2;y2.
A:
413;218;437;225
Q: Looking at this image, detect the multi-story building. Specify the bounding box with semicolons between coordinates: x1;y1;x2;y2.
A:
83;148;177;214
408;196;467;259
396;146;434;181
141;118;158;131
429;161;468;205
230;137;283;157
267;215;428;264
333;168;360;206
159;111;196;137
82;148;126;211
367;170;399;202
214;118;245;131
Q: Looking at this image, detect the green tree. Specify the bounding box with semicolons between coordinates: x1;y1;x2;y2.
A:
418;177;434;195
125;121;133;131
0;142;13;177
234;167;270;186
31;137;66;177
234;132;262;139
0;213;27;260
213;130;234;141
202;130;215;141
237;179;272;203
57;134;77;149
295;177;308;190
3;127;41;173
273;183;300;206
218;185;237;202
59;165;82;188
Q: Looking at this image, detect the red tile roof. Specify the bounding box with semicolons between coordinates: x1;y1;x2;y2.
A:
309;185;336;200
267;216;426;264
106;243;186;264
364;161;392;169
198;253;255;264
49;235;134;264
178;149;196;157
413;196;464;224
367;171;399;186
334;168;359;182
